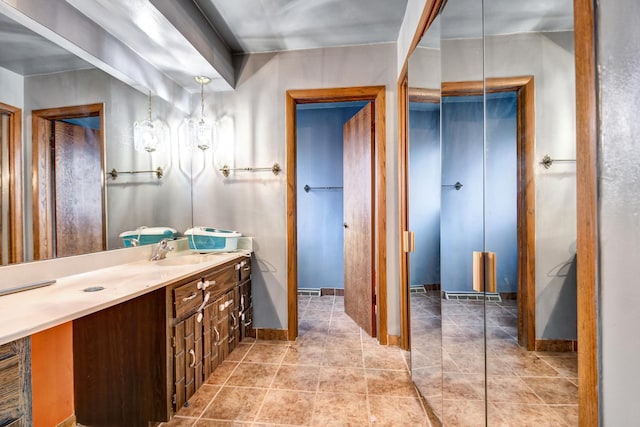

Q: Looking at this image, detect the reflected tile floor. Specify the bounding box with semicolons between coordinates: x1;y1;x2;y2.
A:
160;295;431;427
411;291;578;427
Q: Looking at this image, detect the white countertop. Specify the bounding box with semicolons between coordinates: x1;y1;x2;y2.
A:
0;251;245;346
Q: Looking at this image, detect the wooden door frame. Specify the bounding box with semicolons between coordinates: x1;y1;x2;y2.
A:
0;102;23;264
399;0;598;424
32;103;106;260
286;86;388;343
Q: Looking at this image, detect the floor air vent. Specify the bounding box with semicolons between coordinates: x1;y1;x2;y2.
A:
443;291;502;302
298;288;321;296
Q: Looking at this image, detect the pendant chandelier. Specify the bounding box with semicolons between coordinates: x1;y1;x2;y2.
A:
180;76;214;151
133;91;168;153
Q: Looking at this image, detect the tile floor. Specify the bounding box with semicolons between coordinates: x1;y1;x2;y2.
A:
160;295;431;427
410;290;579;426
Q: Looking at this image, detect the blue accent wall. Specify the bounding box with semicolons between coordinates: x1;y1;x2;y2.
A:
409;103;441;286
440;94;518;292
296;105;364;289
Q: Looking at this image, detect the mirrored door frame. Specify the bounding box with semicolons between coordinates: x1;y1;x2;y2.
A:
397;0;598;424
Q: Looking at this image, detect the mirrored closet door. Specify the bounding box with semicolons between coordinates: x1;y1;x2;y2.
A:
407;0;578;425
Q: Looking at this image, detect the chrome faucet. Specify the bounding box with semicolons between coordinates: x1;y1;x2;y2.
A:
150;239;173;261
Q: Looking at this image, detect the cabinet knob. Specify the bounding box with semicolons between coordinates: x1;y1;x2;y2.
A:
343;223;349;229
182;292;198;302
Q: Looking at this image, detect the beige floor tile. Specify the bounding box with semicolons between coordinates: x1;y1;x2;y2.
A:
160;416;197;427
312;392;370;426
495;402;574;427
225;362;278;388
442;399;486;426
205;361;239;385
366;368;417;397
194;420;251;427
255;389;315;425
271;364;320;391
442;372;484;401
322;346;364;367
522;377;579;404
242;343;288;364
483;375;543;404
363;347;407;370
200;386;267;422
225;343;252;362
282;343;325;365
538;355;578;378
318;366;367;394
369;395;431;427
175;384;220;417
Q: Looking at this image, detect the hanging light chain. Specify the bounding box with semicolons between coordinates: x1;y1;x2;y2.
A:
147;90;152;121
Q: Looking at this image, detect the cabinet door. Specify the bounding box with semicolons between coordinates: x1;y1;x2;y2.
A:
239;280;255;340
215;294;230;363
0;338;30;427
173;313;203;411
228;287;240;353
202;301;220;379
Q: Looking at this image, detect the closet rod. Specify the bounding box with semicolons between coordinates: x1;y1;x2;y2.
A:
442;181;463;190
540;154;576;169
304;184;343;193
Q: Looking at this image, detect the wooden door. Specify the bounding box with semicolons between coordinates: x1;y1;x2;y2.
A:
53;121;104;257
343;103;376;336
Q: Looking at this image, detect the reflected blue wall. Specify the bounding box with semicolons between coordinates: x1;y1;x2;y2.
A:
409;103;441;286
410;93;517;293
296;105;363;289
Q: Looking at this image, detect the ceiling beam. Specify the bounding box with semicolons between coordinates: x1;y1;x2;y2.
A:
150;0;235;89
0;0;191;112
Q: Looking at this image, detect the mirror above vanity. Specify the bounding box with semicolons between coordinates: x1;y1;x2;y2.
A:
0;0;232;265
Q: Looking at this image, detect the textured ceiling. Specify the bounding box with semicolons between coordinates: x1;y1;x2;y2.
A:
195;0;410;53
0;12;92;76
1;0;574;91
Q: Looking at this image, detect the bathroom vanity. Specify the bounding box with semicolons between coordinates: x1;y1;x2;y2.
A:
0;251;254;427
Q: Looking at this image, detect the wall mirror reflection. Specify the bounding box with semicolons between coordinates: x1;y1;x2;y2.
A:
406;0;577;425
0;9;194;264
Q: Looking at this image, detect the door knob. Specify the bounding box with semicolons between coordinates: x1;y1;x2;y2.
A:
343;223;349;229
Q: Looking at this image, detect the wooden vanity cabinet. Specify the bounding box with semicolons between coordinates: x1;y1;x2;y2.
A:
0;338;31;427
73;256;253;427
238;257;255;340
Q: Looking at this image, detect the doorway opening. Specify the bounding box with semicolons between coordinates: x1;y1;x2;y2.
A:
286;86;388;343
32;103;106;259
0;102;23;265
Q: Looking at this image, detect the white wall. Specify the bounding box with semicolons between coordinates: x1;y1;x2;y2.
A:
193;43;400;331
598;0;640;423
0;66;24;108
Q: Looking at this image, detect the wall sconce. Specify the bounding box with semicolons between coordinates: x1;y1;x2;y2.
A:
133;91;168;153
179;76;214;151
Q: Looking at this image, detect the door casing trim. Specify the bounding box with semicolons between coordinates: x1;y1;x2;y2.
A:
32;103;106;260
286;86;387;343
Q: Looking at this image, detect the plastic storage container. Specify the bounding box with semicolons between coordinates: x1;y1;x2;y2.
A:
184;227;242;253
119;226;177;247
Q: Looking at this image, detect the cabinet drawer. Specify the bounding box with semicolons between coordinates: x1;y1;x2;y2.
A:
174;281;203;320
203;263;238;293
